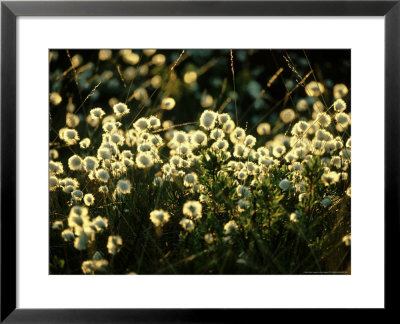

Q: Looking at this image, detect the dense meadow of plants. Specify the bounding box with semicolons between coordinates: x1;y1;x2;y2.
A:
49;49;351;274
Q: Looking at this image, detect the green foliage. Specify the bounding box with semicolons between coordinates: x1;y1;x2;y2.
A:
49;49;351;275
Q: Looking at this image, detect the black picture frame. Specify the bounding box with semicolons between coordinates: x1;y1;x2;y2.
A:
1;0;399;322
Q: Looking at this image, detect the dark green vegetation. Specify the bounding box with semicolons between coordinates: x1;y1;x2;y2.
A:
49;49;351;274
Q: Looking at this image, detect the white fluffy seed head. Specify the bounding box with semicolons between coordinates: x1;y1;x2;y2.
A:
244;135;256;148
315;112;331;128
133;118;150;132
148;115;161;129
280;108;296;123
136;152;154;168
183;173;198;187
84;193;95;206
335;112;350;127
199;110;217;130
83;156;99;172
333;84;349;99
237;199;251;212
210;128;225;140
113;102;130;117
334;99;347;112
68;155;83;171
230;127;246;144
116;179;131;194
305;81;325;97
49;161;64;175
257;123;271;135
161;97;176;110
179;218;195;232
95;169;110;182
107;235;123;255
149;209;170;227
224;220;238;235
61;128;79;145
90;107;106;119
279;179;290;191
182;200;202;219
218;113;231;125
191;130;208;147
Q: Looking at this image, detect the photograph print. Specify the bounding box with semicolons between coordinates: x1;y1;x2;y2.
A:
49;49;351;275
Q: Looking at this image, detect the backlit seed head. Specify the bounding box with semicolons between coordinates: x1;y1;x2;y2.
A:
333;99;347;112
305;81;325;97
113;102;130;117
199;110;217;130
68;155;83;171
224;220;238;235
280;108;296;123
116;179;131;194
149;209;170;227
179;218;195;232
107;235;123;255
161;97;176;110
279;179;290;191
183;200;202;220
84;193;95;206
257;123;271;135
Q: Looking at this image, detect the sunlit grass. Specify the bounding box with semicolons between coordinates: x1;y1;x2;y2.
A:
49;49;351;274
